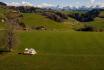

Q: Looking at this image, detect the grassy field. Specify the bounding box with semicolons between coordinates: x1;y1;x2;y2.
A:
0;31;104;70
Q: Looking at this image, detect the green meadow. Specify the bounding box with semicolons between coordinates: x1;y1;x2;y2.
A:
0;31;104;70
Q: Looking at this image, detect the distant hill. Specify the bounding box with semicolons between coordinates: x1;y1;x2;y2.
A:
0;5;103;31
0;2;7;6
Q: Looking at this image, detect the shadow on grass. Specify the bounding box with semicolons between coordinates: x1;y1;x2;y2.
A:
0;48;10;54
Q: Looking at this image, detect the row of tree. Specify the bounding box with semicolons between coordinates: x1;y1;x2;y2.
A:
68;9;100;22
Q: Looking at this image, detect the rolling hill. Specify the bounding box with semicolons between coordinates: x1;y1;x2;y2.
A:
0;6;104;70
22;13;82;31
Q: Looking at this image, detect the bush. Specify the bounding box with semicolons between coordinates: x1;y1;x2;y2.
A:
76;25;104;32
43;12;64;22
19;22;26;30
0;48;10;54
98;16;104;18
55;12;68;19
31;26;47;30
68;13;94;22
76;25;96;31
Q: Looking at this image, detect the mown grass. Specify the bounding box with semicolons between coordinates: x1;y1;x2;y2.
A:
0;31;104;70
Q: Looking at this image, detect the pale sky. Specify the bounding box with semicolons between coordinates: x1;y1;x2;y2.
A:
0;0;104;7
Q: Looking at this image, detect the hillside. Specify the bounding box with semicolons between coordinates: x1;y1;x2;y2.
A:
0;6;8;28
0;6;104;31
0;5;104;70
0;6;84;31
99;10;104;17
83;11;104;29
84;17;104;28
22;13;85;31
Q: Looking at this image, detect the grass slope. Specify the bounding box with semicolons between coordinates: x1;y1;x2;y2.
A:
83;17;104;29
0;31;104;70
0;6;8;28
22;13;82;30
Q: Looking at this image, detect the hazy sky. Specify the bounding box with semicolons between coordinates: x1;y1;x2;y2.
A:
0;0;104;7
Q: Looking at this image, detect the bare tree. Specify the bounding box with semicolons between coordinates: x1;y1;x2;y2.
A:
5;10;20;51
6;26;15;51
